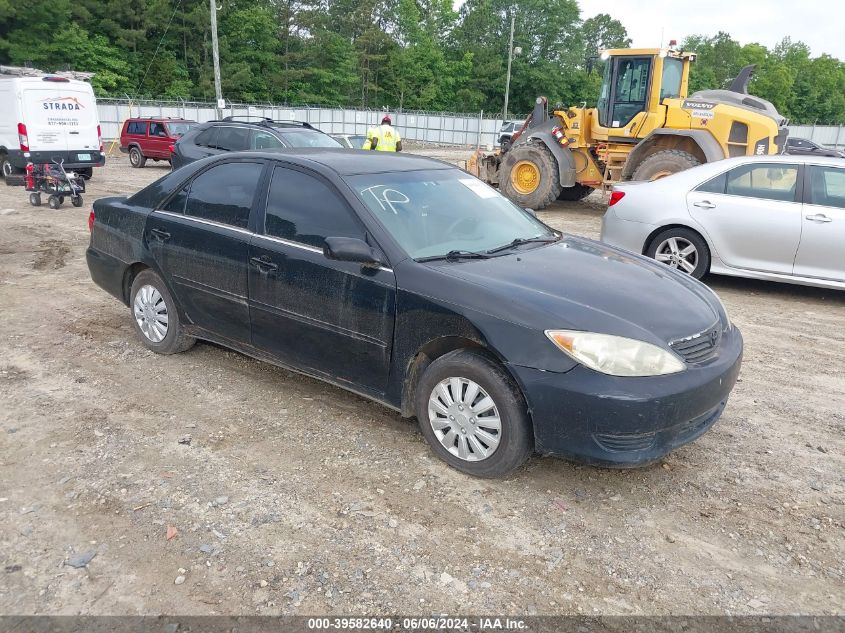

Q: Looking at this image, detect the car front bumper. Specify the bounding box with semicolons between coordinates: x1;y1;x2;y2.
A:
509;326;743;467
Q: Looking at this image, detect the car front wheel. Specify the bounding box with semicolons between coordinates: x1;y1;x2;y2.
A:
647;228;710;279
129;270;195;354
415;349;533;478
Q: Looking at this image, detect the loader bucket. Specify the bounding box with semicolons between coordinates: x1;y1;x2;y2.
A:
467;150;502;186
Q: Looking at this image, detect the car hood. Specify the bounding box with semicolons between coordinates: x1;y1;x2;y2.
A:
423;236;722;346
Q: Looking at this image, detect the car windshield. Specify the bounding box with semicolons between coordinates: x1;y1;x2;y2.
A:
349;135;368;148
347;169;556;259
167;122;196;137
275;130;342;148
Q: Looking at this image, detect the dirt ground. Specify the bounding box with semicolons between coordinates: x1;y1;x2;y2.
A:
0;148;842;617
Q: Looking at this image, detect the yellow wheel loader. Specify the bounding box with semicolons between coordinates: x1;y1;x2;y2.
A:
468;46;790;210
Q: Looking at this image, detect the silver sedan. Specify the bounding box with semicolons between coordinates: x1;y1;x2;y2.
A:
600;155;845;290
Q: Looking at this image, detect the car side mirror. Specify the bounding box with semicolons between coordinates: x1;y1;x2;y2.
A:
323;237;382;267
524;207;536;217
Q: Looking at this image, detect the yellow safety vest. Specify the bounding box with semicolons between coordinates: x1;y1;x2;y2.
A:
362;127;378;150
371;124;400;152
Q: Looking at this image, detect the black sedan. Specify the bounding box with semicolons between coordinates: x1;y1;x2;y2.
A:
86;149;742;477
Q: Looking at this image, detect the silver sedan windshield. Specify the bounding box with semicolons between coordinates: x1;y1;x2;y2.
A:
347;170;554;259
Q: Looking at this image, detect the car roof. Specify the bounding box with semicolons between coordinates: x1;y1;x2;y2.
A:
221;148;454;175
128;117;194;122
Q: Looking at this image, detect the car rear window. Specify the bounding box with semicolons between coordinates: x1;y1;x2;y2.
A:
275;130;342;148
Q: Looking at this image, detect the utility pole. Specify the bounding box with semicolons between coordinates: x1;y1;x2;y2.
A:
503;12;515;122
210;0;223;116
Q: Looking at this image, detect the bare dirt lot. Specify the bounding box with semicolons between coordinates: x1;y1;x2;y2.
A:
0;150;842;617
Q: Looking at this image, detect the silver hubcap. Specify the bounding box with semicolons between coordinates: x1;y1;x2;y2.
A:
655;237;698;274
131;149;140;164
133;285;169;343
428;377;501;462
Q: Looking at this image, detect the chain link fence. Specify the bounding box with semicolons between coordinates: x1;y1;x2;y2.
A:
97;99;514;149
97;98;845;151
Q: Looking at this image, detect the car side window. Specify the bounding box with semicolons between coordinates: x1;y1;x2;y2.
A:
808;166;845;209
150;122;167;137
264;166;364;248
184;162;263;229
725;163;799;202
161;185;189;214
194;127;219;148
128;121;147;135
696;172;727;194
215;127;250;152
251;130;284;150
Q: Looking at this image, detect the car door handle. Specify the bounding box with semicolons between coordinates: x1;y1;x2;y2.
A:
805;213;832;223
250;256;278;272
150;228;171;241
693;201;716;209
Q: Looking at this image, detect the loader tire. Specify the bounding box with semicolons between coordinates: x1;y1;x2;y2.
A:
499;143;561;210
557;183;594;201
631;149;701;182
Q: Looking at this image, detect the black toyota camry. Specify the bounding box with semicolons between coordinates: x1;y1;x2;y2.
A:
86;149;742;477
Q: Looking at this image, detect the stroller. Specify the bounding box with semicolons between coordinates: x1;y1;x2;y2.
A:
25;158;85;209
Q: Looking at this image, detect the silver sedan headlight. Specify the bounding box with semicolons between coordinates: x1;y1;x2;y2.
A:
545;330;686;377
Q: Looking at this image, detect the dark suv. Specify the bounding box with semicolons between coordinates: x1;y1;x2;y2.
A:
784;137;845;158
120;118;197;168
171;117;341;170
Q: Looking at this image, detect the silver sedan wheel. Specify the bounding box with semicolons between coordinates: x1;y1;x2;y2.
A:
654;236;698;274
428;377;501;462
133;284;169;343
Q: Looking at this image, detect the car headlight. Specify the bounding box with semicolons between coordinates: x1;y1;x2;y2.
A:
545;330;686;377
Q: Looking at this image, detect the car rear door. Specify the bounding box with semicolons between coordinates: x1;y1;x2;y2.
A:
792;164;845;282
247;163;396;396
687;162;803;274
145;159;265;344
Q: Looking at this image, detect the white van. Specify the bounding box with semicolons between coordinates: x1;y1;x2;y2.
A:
0;74;104;183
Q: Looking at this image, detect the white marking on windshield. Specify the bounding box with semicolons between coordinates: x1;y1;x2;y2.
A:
360;185;410;214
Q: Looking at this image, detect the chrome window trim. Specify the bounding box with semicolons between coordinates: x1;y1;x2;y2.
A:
153;209;252;235
152;211;394;273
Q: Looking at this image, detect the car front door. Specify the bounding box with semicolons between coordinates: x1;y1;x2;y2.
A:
148;121;170;159
687;162;803;274
793;164;845;282
145;159;265;344
247;164;396;396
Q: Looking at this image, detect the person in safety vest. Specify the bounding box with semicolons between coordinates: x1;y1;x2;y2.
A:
363;115;402;151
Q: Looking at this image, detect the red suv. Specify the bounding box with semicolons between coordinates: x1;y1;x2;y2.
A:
119;118;197;168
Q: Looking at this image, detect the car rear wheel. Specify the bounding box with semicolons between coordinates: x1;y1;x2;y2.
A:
129;270;195;354
415;349;533;478
647;228;710;279
129;147;146;168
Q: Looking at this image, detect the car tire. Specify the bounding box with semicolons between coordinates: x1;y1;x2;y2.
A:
2;154;24;186
129;269;196;354
631;149;701;181
415;349;533;478
499;142;562;210
47;195;61;209
29;193;41;207
646;227;711;279
129;147;146;168
557;183;594;201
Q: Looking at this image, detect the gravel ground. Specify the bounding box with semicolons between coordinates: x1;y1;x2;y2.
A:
0;150;842;616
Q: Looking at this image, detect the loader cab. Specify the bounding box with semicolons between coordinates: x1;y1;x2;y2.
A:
595;48;693;135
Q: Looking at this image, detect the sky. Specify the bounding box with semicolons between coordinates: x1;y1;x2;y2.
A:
575;0;844;60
